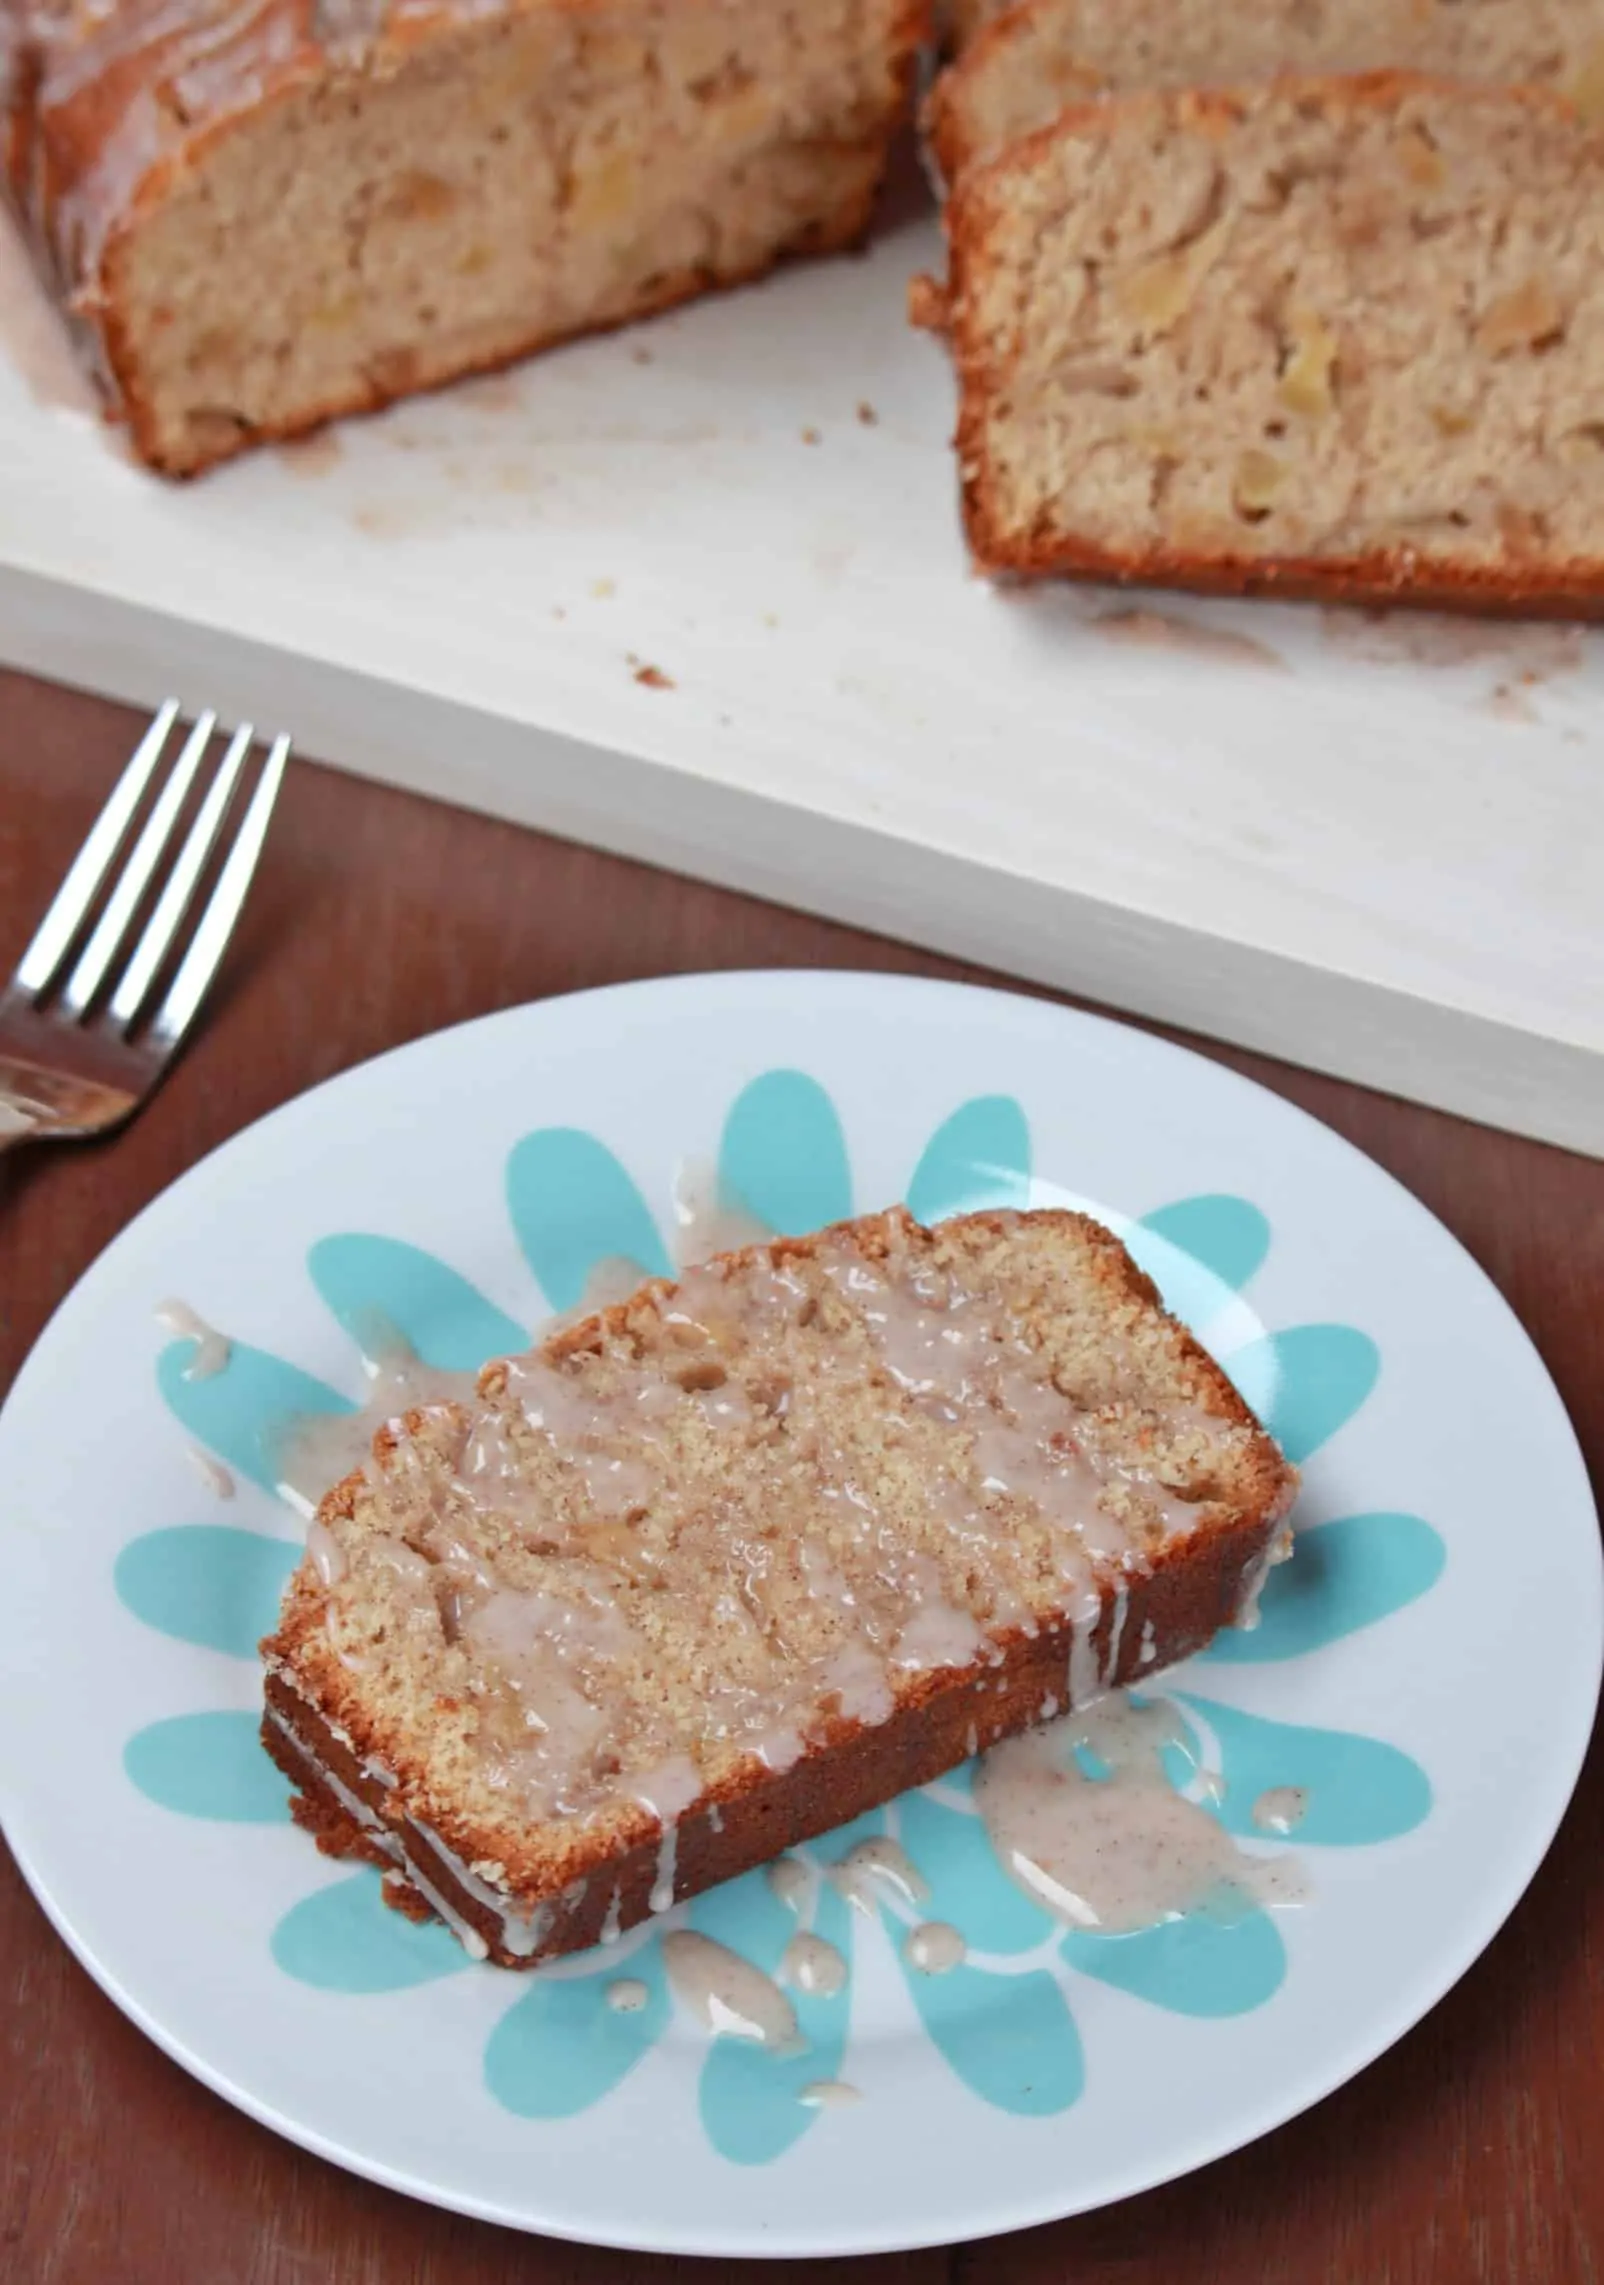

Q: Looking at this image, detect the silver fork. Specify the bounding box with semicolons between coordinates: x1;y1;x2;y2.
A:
0;700;289;1151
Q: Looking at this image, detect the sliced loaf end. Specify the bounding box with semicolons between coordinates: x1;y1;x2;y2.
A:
14;0;928;474
944;72;1604;614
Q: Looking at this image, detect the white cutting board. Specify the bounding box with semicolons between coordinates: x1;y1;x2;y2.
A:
2;187;1600;1157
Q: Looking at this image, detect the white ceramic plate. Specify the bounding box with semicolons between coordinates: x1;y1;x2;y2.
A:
0;972;1597;2257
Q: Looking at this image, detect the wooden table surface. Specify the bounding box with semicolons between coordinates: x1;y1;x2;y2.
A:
2;669;1600;2285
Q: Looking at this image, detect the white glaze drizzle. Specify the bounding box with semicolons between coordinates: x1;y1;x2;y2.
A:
264;1709;492;1960
765;1855;811;1912
661;1930;799;2049
184;1444;235;1499
605;1977;650;2013
1104;1578;1129;1684
1235;1525;1297;1631
306;1517;347;1586
974;1692;1308;1934
650;1825;679;1916
779;1930;847;1997
155;1298;231;1381
411;1815;553;1957
21;0;521;297
903;1920;966;1975
829;1837;929;1912
1252;1785;1309;1836
671;1157;776;1267
629;1756;701;1915
1065;1589;1103;1710
272;1317;479;1518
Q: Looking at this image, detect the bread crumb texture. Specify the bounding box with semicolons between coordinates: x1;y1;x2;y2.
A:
945;75;1604;602
266;1207;1292;1897
4;0;928;471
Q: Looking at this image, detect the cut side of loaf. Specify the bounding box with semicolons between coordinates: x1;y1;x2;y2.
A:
1;0;926;475
261;1206;1296;1968
937;75;1604;614
930;0;1604;181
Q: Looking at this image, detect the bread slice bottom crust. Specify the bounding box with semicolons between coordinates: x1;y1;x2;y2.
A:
262;1495;1280;1967
107;151;886;478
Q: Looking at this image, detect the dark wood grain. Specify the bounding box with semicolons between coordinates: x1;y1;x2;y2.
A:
1;668;1599;2285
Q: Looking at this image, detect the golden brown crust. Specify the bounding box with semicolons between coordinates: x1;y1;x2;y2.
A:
907;268;951;332
923;0;1098;188
260;1204;1296;1967
941;72;1604;617
956;518;1604;621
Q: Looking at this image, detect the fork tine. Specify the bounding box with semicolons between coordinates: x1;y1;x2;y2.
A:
108;722;255;1029
61;709;218;1017
150;732;290;1050
14;697;182;997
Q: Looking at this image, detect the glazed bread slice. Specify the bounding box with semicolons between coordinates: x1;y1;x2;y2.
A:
261;1205;1296;1968
931;75;1604;614
0;0;926;475
930;0;1604;181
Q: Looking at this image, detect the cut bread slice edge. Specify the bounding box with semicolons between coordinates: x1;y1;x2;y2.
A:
936;72;1604;617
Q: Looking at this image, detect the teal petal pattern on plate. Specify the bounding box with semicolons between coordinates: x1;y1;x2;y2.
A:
690;1832;868;2164
904;1096;1031;1224
718;1069;853;1235
486;1942;672;2116
1222;1324;1380;1464
156;1339;354;1493
887;1792;1085;2116
1120;1209;1259;1379
1136;1195;1271;1294
273;1870;475;1992
897;1949;1085;2116
115;1525;299;1659
307;1234;525;1371
124;1710;291;1822
1063;1907;1286;2018
1177;1695;1432;1846
895;1789;1053;1957
505;1128;671;1310
1198;1512;1446;1665
128;1067;1439;2165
